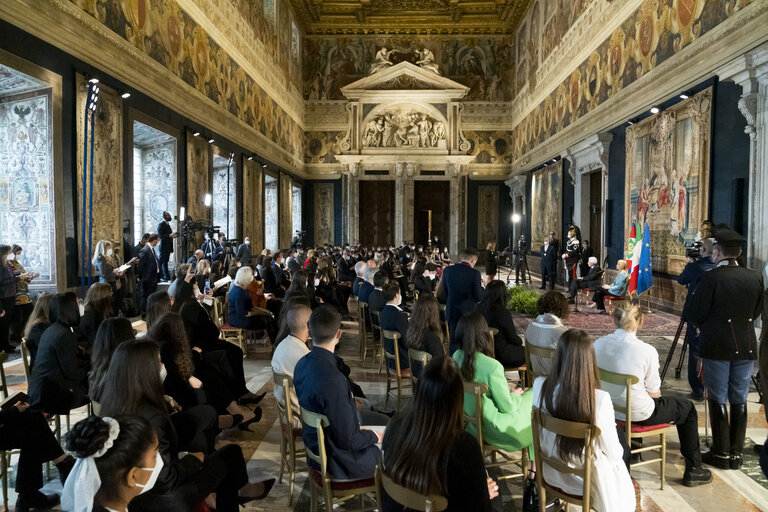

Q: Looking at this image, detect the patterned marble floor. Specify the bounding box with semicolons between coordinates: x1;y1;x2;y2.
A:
2;313;768;512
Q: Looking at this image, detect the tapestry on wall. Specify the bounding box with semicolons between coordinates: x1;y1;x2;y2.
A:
0;86;56;284
477;186;499;252
242;157;264;250
314;183;334;246
625;87;712;275
76;74;122;272
186;130;211;247
530;161;562;250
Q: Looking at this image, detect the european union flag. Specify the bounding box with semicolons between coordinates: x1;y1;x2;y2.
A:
637;221;653;295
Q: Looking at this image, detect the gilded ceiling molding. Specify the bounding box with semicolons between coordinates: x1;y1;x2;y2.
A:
509;0;767;174
0;0;308;175
177;0;305;126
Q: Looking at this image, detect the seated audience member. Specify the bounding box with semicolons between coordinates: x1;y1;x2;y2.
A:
357;267;376;304
0;396;75;511
567;256;603;302
525;291;569;377
411;260;433;297
166;264;191;300
379;282;410;371
286;269;316;306
271;303;312;426
89;317;136;403
315;257;345;312
533;329;634;512
146;290;172;330
174;280;265;406
149;312;256;430
229;266;277;340
187;249;204;266
79;283;114;348
352;261;368;296
589;260;630;312
99;341;274;511
406;294;445;359
227;258;241;280
294;306;382;480
453;312;534;458
477;280;525;368
63;415;158;512
382;356;499;512
273;252;291;290
287;249;302;276
194;259;212;294
337;250;355;284
594;304;711;486
28;292;90;414
22;292;53;369
208;261;228;298
260;256;279;294
367;270;389;316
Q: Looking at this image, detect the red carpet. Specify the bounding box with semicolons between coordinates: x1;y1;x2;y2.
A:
512;305;682;337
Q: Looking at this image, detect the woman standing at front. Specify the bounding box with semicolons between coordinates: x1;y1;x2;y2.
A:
9;245;38;346
485;241;498;284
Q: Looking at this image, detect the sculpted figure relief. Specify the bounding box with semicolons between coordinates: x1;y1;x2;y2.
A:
362;110;446;148
369;47;395;74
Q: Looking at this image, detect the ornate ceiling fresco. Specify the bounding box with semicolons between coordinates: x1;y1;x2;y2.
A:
288;0;532;34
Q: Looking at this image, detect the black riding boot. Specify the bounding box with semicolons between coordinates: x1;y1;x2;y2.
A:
730;403;747;470
702;401;731;470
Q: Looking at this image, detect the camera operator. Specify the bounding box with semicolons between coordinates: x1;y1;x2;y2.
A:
201;231;216;260
689;224;764;471
513;235;529;285
677;237;716;399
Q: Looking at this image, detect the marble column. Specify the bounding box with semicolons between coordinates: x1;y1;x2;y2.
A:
394;162;415;244
342;162;361;245
718;45;768;277
448;163;468;257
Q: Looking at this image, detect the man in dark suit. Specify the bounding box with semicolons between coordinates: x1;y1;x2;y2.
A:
287;249;302;277
201;232;216;261
134;233;149;261
352;261;367;296
236;236;252;266
337;250;355;284
187;249;204;266
367;271;389;321
157;211;176;282
689;224;764;470
137;234;161;313
441;247;483;353
378;283;410;371
567;256;602;302
540;235;557;290
272;251;290;291
357;268;375;304
294;306;381;480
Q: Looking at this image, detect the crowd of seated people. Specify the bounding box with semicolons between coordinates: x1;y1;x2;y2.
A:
1;235;732;512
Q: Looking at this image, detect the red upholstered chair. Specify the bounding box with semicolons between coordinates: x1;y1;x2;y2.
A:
599;368;674;489
299;408;376;511
603;294;625;315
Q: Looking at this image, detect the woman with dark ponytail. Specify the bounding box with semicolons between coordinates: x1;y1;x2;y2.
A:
63;415;160;512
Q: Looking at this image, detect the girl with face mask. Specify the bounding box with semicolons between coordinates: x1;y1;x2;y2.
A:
63;415;161;512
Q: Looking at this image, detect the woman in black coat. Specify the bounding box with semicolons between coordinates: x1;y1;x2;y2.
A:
21;293;53;370
28;292;90;414
476;280;525;368
78;283;113;349
485;241;498;284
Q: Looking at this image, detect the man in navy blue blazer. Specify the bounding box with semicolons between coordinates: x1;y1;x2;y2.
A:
137;234;160;313
294;306;382;480
357;267;375;303
540;235;557;290
440;247;484;353
367;271;389;320
378;282;410;371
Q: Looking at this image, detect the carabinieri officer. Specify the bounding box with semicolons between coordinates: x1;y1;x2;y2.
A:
689;224;764;470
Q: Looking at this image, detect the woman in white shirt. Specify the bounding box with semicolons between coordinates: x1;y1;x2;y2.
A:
525;291;569;376
532;328;635;512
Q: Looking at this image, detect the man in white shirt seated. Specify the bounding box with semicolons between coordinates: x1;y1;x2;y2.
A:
594;303;712;487
271;303;312;427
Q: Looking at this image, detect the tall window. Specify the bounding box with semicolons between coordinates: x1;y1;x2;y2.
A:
292;184;302;238
132;121;177;245
212;151;237;239
264;174;278;251
0;63;56;285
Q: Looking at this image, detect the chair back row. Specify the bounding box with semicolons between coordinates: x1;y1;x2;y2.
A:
524;343;557;383
375;465;448;512
462;381;489;447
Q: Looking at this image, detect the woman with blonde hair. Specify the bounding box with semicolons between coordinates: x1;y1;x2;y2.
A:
92;240;124;287
23;293;53;368
533;328;634;511
589;259;629;312
485;241;498;284
80;283;114;347
195;258;212;294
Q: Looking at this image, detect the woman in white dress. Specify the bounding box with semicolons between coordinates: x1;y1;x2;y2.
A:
532;328;635;512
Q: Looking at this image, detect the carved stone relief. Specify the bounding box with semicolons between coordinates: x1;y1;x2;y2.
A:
362;109;446;149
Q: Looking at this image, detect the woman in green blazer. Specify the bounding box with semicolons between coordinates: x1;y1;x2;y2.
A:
452;312;534;455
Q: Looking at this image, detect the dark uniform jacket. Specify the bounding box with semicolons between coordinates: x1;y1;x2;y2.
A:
157;220;174;259
688;264;764;361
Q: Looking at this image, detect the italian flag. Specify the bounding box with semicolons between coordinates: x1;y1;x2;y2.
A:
628;222;643;296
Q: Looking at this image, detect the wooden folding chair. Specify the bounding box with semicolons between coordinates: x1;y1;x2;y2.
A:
407;349;431;389
374;465;447;512
524;343;557;384
273;372;306;505
599;368;674;489
300;408;376;511
531;406;600;511
462;381;528;482
382;330;412;410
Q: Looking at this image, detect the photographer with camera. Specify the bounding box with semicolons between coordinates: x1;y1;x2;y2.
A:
677;237;716;399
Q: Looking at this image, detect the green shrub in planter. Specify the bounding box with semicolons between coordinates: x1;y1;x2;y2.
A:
506;286;539;316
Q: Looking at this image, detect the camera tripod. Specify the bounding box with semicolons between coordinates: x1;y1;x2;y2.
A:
660;317;688;383
505;258;532;285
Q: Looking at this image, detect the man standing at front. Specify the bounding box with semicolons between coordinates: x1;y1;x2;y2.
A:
137;234;161;314
237;237;252;266
157;211;176;282
689;224;764;470
441;247;483;353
